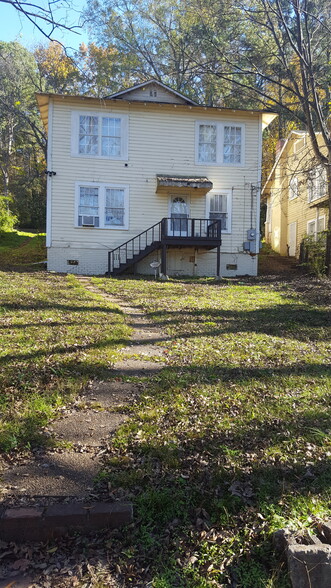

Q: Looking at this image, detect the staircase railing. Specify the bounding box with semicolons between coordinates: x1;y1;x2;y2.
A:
108;218;222;274
108;220;163;274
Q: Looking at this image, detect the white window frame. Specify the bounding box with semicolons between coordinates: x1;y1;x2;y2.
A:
205;189;232;234
307;165;327;203
71;111;128;160
307;216;326;240
307;219;316;237
289;176;298;200
75;182;129;230
317;215;326;233
195;121;245;166
293;136;306;154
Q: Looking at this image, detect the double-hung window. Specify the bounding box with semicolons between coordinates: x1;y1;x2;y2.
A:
307;166;327;202
76;183;129;229
105;188;126;227
307;216;325;240
196;121;245;165
206;190;232;233
289;176;298;200
72;111;128;159
78;186;99;227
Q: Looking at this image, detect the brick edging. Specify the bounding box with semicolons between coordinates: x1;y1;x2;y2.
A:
0;502;133;543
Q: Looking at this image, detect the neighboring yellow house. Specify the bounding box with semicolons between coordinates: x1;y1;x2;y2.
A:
36;80;276;277
263;131;328;258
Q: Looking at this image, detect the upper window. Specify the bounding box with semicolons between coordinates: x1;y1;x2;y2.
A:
72;112;128;160
307;165;327;202
293;136;306;154
196;121;245;166
206;190;232;233
76;182;129;229
289;176;298;200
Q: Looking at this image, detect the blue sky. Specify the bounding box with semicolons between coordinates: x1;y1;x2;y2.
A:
0;0;89;51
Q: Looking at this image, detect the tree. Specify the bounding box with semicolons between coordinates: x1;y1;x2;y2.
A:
83;0;234;103
1;0;81;42
34;41;81;93
193;0;331;273
0;42;46;229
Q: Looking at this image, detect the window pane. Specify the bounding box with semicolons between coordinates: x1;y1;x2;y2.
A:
209;194;228;230
289;176;298;200
317;217;325;232
223;126;241;163
79;187;99;216
102;117;121;157
198;124;217;162
79;116;98;155
105;188;125;226
316;166;327;199
307;221;316;236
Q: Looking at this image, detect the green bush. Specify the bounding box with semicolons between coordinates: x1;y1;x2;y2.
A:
300;231;327;277
0;195;17;233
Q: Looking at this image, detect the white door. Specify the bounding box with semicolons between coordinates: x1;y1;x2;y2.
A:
169;196;189;236
288;222;297;256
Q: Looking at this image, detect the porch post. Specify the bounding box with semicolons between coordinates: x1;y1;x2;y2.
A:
161;245;167;275
216;244;221;278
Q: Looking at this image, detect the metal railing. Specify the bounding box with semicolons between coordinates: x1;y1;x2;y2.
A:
108;218;221;274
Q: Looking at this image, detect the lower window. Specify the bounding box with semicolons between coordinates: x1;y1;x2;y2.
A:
76;182;129;229
206;190;232;233
307;216;325;239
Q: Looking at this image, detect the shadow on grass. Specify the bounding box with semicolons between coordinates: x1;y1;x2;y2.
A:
96;373;331;587
0;336;131;364
0;301;123;314
145;304;330;341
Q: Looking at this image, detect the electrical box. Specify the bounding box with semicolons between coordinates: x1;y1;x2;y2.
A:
247;229;257;241
243;240;262;254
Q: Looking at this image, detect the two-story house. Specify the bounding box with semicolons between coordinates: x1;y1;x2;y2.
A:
36;80;276;277
263;130;328;258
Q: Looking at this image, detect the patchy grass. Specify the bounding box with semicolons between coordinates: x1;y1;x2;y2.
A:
0;230;46;267
0;272;131;452
92;275;331;587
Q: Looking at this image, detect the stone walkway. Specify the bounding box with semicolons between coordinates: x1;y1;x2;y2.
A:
1;277;167;502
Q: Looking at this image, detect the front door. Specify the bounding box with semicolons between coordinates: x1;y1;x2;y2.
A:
169;196;189;236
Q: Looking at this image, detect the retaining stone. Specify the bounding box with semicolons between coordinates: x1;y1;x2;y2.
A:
274;525;331;588
288;544;331;588
0;502;133;543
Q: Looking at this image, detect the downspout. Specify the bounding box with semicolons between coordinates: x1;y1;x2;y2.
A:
256;114;263;257
46;97;53;248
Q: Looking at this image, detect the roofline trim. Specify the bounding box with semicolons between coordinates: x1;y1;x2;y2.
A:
35;92;278;117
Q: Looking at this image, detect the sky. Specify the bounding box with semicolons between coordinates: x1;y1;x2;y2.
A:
0;0;90;51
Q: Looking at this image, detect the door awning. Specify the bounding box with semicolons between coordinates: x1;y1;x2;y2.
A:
156;175;213;192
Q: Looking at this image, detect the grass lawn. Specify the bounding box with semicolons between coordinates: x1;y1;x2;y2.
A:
91;275;331;587
0;271;131;452
0;230;46;267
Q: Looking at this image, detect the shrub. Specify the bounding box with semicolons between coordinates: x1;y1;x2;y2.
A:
0;195;17;233
300;231;327;277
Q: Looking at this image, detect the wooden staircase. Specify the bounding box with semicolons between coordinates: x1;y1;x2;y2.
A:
108;218;222;276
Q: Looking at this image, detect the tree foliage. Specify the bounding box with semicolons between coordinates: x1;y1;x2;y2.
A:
0;41;46;229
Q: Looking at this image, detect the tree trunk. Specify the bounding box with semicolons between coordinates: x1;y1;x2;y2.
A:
326;151;331;277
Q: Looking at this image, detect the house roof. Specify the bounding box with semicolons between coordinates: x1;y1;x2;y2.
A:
35;90;278;133
262;130;307;194
156;175;213;190
104;79;199;106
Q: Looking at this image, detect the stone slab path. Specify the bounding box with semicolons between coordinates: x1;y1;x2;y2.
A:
1;277;167;502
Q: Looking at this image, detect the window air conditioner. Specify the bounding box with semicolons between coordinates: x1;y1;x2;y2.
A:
82;215;95;227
